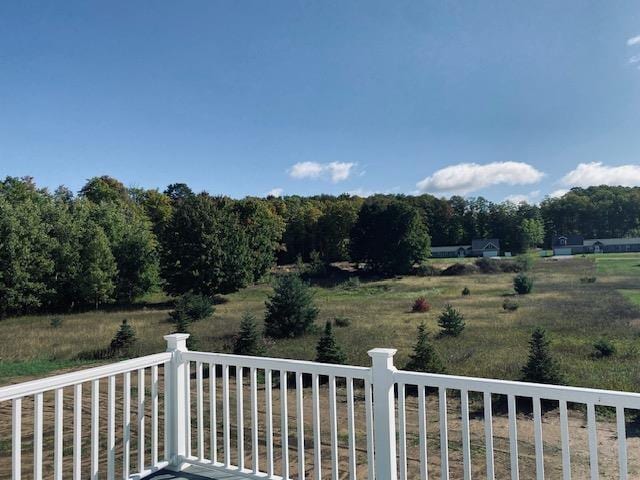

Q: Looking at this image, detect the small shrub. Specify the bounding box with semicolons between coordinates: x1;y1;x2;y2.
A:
340;276;361;290
502;298;519;311
593;339;616;358
514;255;533;272
316;321;346;365
110;319;137;354
475;257;500;274
264;274;319;338
233;312;265;356
415;263;441;277
404;322;444;374
441;263;477;276
412;297;431;313
521;327;563;384
170;293;214;323
438;304;465;336
334;316;351;327
50;317;63;328
498;260;522;273
580;276;597;284
461;287;471;296
513;274;534;294
173;313;196;349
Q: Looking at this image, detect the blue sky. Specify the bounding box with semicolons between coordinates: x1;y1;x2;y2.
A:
1;1;640;202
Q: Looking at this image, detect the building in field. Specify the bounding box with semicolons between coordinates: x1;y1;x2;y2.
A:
430;239;500;258
552;235;640;256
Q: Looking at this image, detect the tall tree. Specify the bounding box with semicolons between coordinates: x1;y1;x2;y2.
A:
160;194;252;295
77;223;118;308
350;198;431;275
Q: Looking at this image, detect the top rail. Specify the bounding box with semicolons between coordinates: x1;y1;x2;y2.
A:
0;352;171;402
183;351;372;380
393;369;640;408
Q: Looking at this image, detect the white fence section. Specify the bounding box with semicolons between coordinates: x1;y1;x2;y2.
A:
2;333;640;479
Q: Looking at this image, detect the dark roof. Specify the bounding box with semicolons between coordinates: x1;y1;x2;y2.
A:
471;238;500;251
552;235;584;247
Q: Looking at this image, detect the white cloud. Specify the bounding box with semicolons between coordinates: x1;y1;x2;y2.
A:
548;189;569;198
503;190;540;204
416;161;544;195
561;162;640;187
266;188;283;197
288;161;356;183
628;35;640;46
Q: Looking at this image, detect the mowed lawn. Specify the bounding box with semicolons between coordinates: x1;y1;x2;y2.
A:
1;254;640;391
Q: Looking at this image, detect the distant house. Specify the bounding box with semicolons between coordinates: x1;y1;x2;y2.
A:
471;238;500;257
552;235;640;255
430;239;500;258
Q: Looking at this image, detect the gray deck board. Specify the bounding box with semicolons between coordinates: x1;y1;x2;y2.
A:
148;465;242;479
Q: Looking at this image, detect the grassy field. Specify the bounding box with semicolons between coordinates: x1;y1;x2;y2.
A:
1;253;640;391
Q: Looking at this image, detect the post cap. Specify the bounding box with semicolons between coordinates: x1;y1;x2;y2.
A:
367;348;397;358
164;333;190;352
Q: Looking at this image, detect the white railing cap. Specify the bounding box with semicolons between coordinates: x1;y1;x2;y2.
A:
164;333;190;352
368;348;397;358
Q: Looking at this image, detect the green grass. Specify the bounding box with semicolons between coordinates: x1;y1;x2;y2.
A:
2;253;640;391
0;359;90;383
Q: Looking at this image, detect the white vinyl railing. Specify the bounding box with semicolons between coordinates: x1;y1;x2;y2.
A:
2;334;640;479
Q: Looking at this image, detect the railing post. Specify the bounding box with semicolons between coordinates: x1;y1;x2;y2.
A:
368;348;398;480
164;333;190;470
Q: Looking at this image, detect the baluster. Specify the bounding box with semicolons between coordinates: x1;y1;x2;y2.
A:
237;366;244;470
185;362;191;458
346;378;357;480
398;383;407;480
559;400;571;480
164;361;170;463
533;397;544;480
124;372;131;478
12;398;21;480
197;362;204;461
151;365;159;467
587;403;599;480
266;368;274;477
281;370;290;480
296;372;305;480
108;375;116;480
251;367;259;474
223;364;231;468
73;385;82;480
617;406;628;480
438;387;449;480
364;379;374;480
483;392;495;480
54;388;63;480
210;362;217;464
329;375;339;480
91;379;99;480
507;394;519;480
312;373;321;480
34;392;43;480
138;368;146;472
418;386;427;480
461;389;471;480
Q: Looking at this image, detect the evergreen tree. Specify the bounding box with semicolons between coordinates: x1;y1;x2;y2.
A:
514;274;534;294
173;313;196;349
169;292;214;323
437;304;465;337
315;321;346;364
110;319;137;354
233;312;265;356
521;327;563;384
404;322;445;374
264;275;319;338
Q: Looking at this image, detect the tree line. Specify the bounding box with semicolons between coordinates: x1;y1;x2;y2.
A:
1;175;639;317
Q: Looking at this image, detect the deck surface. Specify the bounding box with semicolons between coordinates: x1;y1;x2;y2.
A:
149;465;241;479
